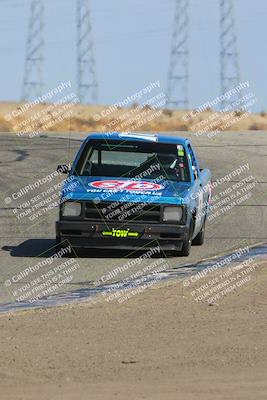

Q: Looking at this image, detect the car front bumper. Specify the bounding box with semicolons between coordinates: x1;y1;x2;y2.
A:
56;220;189;251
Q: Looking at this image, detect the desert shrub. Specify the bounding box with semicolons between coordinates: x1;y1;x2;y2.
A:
162;109;173;117
142;104;152;111
178;124;188;131
249;123;260;130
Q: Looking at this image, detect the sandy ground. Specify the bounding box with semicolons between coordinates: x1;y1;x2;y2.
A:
0;260;267;400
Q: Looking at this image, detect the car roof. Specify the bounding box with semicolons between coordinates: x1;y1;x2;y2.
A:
84;132;190;146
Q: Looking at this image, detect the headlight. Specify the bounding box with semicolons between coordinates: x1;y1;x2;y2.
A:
62;202;81;217
163;206;183;222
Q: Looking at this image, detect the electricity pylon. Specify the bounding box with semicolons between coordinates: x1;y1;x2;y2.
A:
22;0;44;101
167;0;189;109
220;0;241;110
77;0;98;104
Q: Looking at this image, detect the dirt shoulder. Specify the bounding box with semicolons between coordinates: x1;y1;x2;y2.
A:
0;261;267;400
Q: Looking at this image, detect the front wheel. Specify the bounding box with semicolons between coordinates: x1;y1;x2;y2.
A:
192;219;206;246
179;222;193;256
180;236;192;256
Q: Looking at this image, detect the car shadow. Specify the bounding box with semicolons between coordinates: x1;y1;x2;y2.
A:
2;239;58;258
2;239;166;259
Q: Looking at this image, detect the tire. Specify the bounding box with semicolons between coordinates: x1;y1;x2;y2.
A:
180;236;192;256
192;219;205;246
179;222;193;256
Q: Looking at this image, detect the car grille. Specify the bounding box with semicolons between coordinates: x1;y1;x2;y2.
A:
84;201;161;223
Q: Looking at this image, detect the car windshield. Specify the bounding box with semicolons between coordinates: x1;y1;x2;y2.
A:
73;140;190;182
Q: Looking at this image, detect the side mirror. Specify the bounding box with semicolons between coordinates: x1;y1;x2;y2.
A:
57;164;70;174
192;165;198;180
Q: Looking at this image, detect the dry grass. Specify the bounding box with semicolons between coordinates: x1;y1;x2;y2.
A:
0;101;267;133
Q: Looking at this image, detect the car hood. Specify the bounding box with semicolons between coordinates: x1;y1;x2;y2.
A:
62;176;192;205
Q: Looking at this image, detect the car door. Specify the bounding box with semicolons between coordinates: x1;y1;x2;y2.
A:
187;144;204;236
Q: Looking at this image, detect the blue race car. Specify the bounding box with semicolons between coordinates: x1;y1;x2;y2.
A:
56;132;212;256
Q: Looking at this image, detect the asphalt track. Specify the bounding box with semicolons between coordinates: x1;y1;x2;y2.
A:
0;131;267;309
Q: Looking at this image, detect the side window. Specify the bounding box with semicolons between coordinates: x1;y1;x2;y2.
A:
187;144;198;180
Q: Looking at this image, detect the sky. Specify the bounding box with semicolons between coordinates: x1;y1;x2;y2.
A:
0;0;266;111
